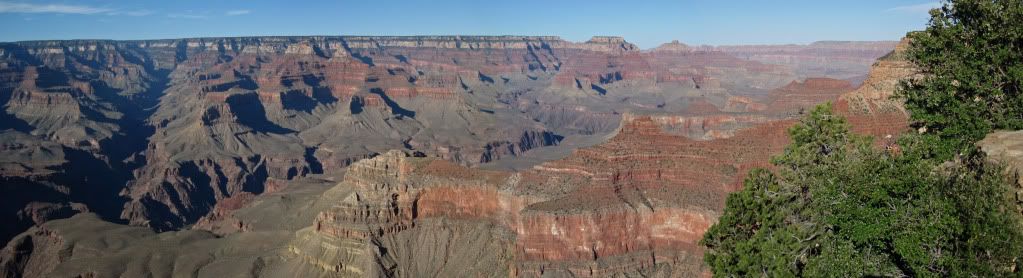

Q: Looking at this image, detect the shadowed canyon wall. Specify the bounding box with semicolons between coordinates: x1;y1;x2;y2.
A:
0;36;902;277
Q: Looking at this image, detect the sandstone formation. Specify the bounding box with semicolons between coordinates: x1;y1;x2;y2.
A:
834;38;916;141
0;112;796;277
699;41;899;82
0;35;901;277
763;77;855;114
0;35;850;237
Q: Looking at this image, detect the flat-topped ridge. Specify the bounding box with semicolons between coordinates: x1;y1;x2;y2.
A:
692;40;899;52
0;35;644;53
5;35;564;44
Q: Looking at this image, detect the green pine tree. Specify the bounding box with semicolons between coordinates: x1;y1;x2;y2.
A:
705;1;1023;276
899;0;1023;159
703;104;1023;277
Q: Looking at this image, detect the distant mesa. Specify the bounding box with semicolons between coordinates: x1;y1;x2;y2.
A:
0;34;899;277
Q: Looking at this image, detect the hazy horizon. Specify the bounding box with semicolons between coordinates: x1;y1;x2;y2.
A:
0;34;902;49
2;0;938;48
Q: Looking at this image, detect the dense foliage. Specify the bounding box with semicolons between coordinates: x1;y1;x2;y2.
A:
703;0;1023;276
900;0;1023;158
702;105;1022;276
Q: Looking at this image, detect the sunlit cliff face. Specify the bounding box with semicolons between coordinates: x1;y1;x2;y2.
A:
0;36;901;277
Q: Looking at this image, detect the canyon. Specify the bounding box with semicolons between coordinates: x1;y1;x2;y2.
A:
0;36;902;277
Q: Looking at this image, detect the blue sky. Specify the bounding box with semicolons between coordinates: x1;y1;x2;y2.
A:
1;0;940;48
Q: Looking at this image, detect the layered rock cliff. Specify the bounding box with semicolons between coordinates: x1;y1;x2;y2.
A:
0;112;796;277
0;35;899;277
1;35;849;238
280;110;797;276
834;38;915;141
699;41;899;81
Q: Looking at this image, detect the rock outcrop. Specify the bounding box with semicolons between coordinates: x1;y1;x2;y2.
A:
0;41;166;245
0;35;900;277
834;38;916;141
0;111;797;277
282;111;795;276
2;35;865;237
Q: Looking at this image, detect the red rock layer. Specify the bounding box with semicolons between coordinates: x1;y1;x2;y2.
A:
764;77;855;114
834;38;916;141
0;36;898;252
295;38;914;275
306;112;795;276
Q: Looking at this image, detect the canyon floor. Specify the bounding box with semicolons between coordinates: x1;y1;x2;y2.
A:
0;36;910;277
